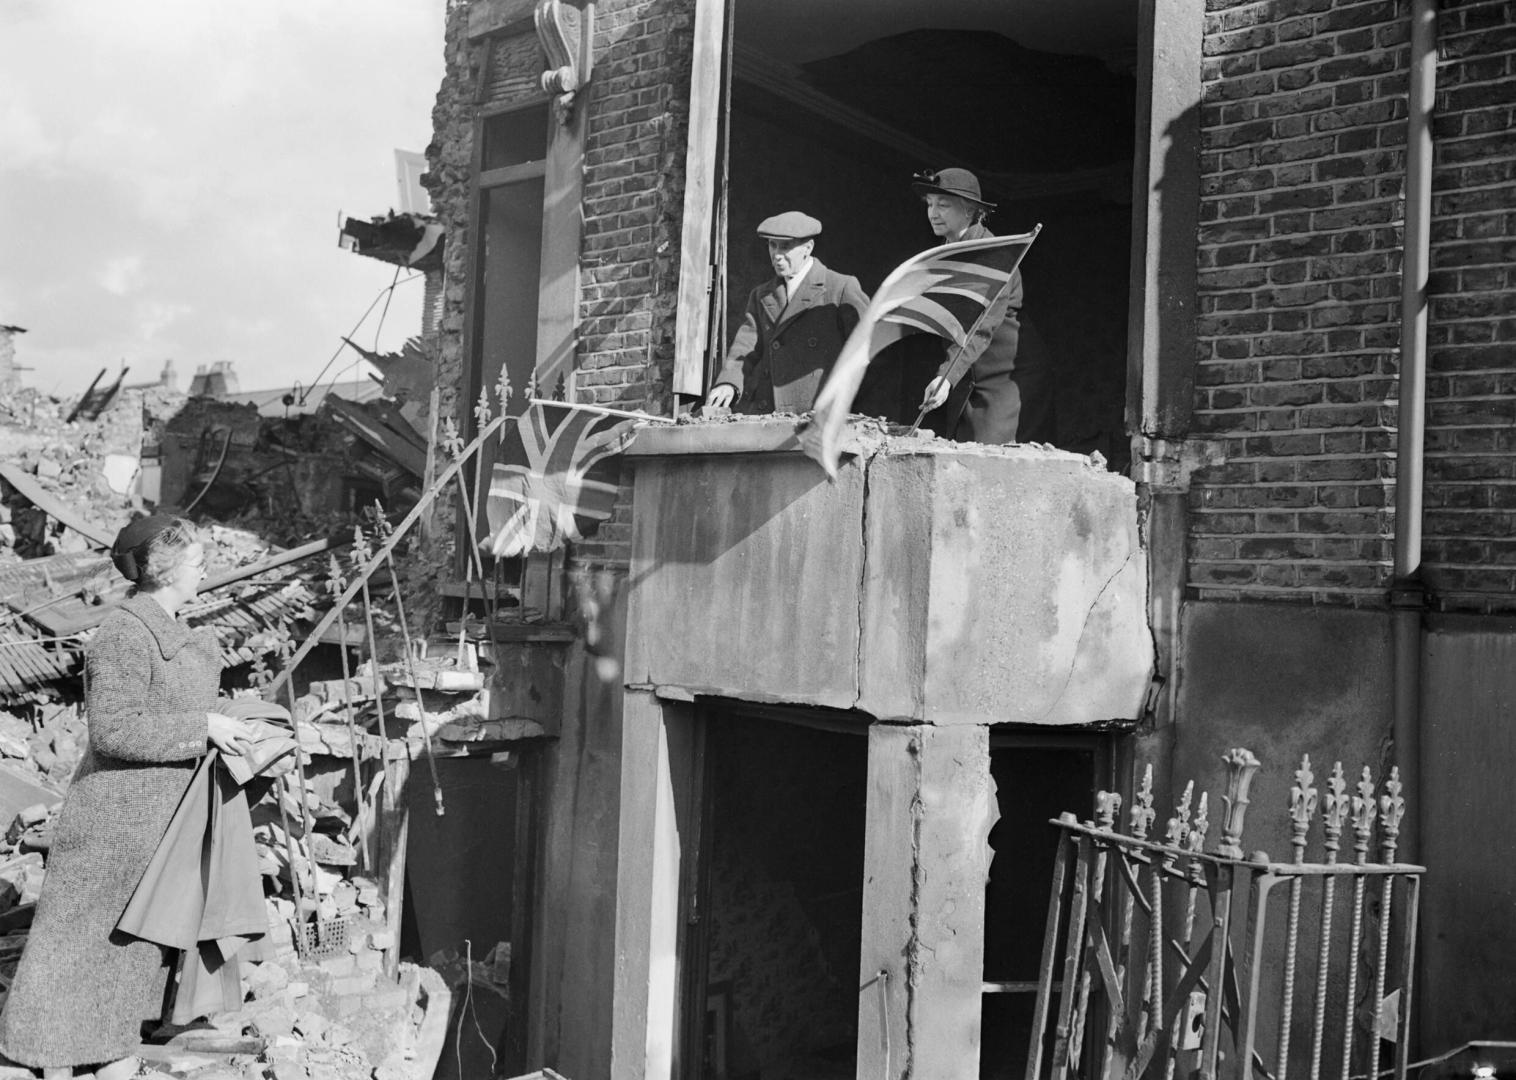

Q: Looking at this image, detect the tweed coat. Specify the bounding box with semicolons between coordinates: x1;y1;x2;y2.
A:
920;221;1025;445
713;258;869;414
0;594;217;1067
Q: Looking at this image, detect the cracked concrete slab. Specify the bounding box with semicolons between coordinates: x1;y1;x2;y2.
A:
624;419;1152;726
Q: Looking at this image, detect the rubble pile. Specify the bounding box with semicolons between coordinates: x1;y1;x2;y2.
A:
163;641;517;1074
0;530;325;707
0;380;488;1078
166;891;450;1080
0;672;459;1080
0;702;85;787
292;642;541;758
0;387;184;561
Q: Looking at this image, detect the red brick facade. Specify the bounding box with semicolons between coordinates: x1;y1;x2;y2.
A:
1422;0;1516;612
426;0;1516;598
425;0;694;571
1190;0;1411;606
1188;0;1516;611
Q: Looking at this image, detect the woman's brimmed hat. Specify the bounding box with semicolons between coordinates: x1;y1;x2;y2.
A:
111;514;182;583
911;167;996;210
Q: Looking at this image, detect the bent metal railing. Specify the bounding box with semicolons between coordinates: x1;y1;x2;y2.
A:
242;408;511;960
1026;750;1423;1080
265;409;509;705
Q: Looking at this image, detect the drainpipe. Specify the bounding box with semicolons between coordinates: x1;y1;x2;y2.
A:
1391;0;1436;869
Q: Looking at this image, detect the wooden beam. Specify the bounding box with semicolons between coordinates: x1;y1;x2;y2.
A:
671;0;729;398
0;462;114;548
537;86;586;402
610;692;699;1080
734;45;1131;203
1127;0;1202;439
481;159;548;190
468;0;537;40
376;756;410;980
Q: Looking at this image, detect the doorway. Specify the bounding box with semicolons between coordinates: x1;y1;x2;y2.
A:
400;752;538;1078
685;708;868;1080
981;736;1110;1079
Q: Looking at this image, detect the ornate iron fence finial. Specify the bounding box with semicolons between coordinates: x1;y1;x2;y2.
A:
1379;767;1406;862
1095;790;1123;830
1218;747;1261;859
1130;764;1156;840
1351;766;1378;862
1290;754;1318;863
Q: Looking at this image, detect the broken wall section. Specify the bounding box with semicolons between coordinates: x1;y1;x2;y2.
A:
623;421;1153;727
423;0;697;574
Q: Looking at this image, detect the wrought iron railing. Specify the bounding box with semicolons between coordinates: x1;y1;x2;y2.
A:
1025;750;1423;1080
248;410;510;960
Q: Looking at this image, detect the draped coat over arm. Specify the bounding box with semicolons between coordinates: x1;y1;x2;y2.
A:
0;593;217;1068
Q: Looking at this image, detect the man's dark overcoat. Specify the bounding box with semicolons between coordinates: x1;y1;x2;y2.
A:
713;259;869;414
0;594;217;1067
919;221;1024;444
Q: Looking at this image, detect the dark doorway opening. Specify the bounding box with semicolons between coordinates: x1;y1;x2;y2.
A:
401;752;538;1079
688;710;868;1080
723;1;1138;468
981;737;1109;1079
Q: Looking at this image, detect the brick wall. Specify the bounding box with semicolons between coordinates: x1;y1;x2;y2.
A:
1189;0;1516;611
1189;0;1412;605
423;0;696;574
576;0;692;418
1421;0;1516;612
0;328;19;393
573;0;694;567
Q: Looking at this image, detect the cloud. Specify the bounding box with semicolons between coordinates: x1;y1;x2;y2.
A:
0;101;58;169
0;0;446;392
133;300;191;341
96;255;145;296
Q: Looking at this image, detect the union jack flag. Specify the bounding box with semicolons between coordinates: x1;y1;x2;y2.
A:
801;226;1041;477
484;402;638;557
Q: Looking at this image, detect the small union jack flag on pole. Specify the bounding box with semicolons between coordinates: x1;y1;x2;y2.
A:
801;225;1041;477
484;400;644;557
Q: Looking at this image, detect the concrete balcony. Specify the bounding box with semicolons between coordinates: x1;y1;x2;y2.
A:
623;417;1152;727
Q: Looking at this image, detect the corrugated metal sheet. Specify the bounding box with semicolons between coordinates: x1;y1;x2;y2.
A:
186;581;319;667
0;577;323;696
0;625;80;701
0;553;111;598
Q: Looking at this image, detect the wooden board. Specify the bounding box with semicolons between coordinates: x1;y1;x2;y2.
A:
0;462;113;548
671;0;729;397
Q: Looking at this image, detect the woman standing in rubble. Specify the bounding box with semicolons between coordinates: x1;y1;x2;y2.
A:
0;516;253;1079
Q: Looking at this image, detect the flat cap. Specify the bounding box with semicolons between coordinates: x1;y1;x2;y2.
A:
756;211;822;241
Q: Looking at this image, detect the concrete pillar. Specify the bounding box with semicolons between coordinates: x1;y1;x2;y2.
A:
857;724;997;1080
610;690;697;1080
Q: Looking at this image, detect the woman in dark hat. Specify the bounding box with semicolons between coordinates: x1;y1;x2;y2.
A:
909;167;1026;445
0;516;252;1079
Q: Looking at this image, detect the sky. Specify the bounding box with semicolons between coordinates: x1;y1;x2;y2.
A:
0;0;447;397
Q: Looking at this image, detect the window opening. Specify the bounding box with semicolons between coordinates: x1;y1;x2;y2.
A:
709;0;1136;467
981;739;1106;1080
463;102;550;582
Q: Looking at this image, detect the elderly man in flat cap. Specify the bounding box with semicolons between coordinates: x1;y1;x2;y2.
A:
704;211;869;415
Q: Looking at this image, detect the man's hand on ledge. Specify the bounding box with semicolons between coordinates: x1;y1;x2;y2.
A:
703;383;735;415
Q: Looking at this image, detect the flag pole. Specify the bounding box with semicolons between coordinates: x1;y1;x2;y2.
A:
526;398;678;424
903;277;1014;437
